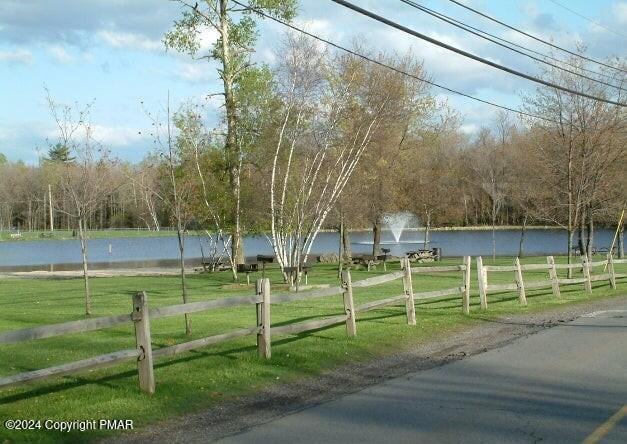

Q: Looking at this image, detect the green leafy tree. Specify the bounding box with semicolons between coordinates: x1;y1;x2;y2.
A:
164;0;296;269
0;153;7;165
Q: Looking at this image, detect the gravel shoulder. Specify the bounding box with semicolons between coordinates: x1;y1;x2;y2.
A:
106;294;627;444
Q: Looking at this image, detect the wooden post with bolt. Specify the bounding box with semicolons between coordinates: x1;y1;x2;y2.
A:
256;278;271;359
607;253;616;289
582;256;592;294
462;256;471;315
341;270;357;337
402;257;416;325
514;257;527;306
547;256;561;298
132;291;155;394
476;256;487;310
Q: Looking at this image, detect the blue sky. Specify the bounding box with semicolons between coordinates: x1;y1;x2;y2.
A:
1;0;625;164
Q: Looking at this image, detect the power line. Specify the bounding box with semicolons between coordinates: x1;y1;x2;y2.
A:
547;0;627;40
329;0;626;107
446;0;627;75
230;0;574;126
399;0;624;90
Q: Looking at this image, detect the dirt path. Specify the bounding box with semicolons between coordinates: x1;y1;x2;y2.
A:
0;268;195;279
106;295;627;444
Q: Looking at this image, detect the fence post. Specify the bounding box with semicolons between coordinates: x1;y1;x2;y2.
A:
256;278;271;359
402;258;416;325
476;256;487;310
547;256;561;298
132;291;155;394
341;270;357;337
607;253;616;289
462;256;471;315
514;257;527;306
582;256;592;294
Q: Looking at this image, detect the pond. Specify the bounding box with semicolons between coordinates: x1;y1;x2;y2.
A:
0;228;617;272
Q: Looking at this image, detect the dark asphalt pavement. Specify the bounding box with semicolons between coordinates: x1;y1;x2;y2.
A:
218;304;627;444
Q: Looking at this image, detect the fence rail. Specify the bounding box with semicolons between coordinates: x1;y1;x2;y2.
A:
0;257;471;393
476;253;625;309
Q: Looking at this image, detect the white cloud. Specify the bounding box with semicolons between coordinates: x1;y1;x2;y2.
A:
47;45;73;63
459;123;479;135
96;29;162;52
0;48;32;64
294;18;333;37
91;124;143;147
612;2;627;24
197;28;219;52
174;62;213;83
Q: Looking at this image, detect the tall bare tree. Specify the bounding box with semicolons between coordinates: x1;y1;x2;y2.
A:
46;92;112;315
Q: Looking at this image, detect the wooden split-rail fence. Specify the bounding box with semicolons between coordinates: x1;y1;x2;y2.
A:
0;257;471;394
476;254;627;309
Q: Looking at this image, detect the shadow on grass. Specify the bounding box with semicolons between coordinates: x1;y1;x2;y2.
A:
0;320;353;405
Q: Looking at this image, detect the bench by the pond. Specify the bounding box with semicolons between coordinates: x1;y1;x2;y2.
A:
570;246;609;256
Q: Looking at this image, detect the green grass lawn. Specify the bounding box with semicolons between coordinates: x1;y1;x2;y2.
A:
0;256;625;443
0;229;188;242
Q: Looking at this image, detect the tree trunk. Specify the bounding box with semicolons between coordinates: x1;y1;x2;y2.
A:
78;216;91;315
567;228;575;279
342;224;352;265
219;0;244;272
578;220;586;258
338;216;344;278
176;228;191;335
372;220;381;256
586;213;594;261
619;226;624;259
424;212;431;250
491;209;497;262
518;214;527;258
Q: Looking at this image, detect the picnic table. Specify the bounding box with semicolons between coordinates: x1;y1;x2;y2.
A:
570;246;609;256
237;263;259;285
352;254;389;271
406;249;436;263
283;264;310;288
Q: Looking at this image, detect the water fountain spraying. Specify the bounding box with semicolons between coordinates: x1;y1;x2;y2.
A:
382;212;418;243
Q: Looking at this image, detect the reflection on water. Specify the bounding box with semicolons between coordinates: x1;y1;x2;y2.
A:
0;228;615;272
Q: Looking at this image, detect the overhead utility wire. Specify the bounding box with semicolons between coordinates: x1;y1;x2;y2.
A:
399;0;624;89
329;0;626;107
231;0;573;126
547;0;627;40
446;0;627;74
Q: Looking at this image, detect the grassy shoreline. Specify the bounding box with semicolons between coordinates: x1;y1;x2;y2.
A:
1;224;611;244
0;257;625;443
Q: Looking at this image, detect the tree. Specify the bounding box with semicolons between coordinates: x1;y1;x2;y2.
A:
165;0;296;270
469;113;512;261
139;97;196;334
522;51;626;273
0;153;7;165
46;143;75;163
46;92;112;315
266;35;432;280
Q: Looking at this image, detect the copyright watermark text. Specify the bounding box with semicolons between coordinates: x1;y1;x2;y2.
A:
4;419;133;432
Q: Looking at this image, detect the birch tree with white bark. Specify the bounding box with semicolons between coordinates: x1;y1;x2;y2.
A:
267;36;433;280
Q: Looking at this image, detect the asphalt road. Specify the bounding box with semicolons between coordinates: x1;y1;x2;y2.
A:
218;304;627;444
